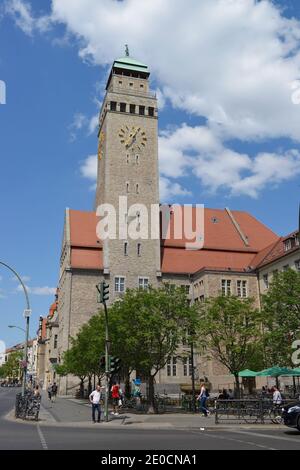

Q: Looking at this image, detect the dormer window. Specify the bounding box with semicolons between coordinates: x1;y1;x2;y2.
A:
284;239;292;252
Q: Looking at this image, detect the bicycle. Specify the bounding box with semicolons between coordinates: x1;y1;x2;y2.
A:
242;401;283;424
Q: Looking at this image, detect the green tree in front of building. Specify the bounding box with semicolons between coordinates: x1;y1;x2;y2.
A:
197;295;263;395
0;351;23;381
262;268;300;368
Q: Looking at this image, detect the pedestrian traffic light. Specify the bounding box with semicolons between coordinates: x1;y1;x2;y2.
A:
109;356;121;374
96;281;110;304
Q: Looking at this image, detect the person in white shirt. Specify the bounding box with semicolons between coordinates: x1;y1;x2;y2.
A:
89;385;102;423
273;386;282;406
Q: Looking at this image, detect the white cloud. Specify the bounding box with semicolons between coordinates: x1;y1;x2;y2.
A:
47;0;300;142
80;154;97;180
5;0;51;36
160;176;191;202
88;114;99;135
16;284;56;296
159;124;300;198
8;0;300;197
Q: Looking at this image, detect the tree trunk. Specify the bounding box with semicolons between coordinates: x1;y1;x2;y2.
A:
147;375;155;414
234;374;240;398
125;372;131;399
80;378;84;398
88;375;92;396
293;376;296;397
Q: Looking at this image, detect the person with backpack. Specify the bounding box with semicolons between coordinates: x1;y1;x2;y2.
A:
197;383;210;417
111;381;120;415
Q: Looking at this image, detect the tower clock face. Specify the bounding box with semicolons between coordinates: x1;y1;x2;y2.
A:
119;126;147;153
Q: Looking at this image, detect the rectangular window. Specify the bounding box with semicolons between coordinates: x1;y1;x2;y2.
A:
120;103;126;113
283;264;289;271
130;104;136;114
295;260;300;272
115;277;125;293
54;335;58;349
148;107;154;117
200;295;205;303
172;357;177;377
139;106;145;115
183;357;192;377
167;358;171;377
221;279;231;296
139;278;149;290
237;280;247;298
129;82;133;87
263;274;269;289
110;101;117;111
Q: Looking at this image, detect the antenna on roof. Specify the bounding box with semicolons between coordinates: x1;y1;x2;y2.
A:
125;44;130;57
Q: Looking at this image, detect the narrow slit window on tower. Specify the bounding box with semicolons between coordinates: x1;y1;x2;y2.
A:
126;182;130;193
148;107;154;117
110;101;117;111
136;155;139;165
139;106;145;115
130;104;136;114
124;242;128;256
127;154;130;164
137;243;141;257
120;102;126;113
136;183;139;194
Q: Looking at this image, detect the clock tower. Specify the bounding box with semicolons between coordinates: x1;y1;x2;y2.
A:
95;52;161;299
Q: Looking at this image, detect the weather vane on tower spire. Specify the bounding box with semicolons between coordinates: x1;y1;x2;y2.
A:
125;44;130;57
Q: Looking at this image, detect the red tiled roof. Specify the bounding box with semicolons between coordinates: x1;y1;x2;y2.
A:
253;231;299;269
161;247;256;275
67;208;279;274
69;210;101;248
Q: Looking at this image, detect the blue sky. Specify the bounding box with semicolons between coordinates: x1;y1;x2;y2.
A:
0;0;300;348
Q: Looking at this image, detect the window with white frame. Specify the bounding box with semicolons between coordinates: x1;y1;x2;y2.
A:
183;357;193;377
115;277;125;293
284;239;292;252
221;279;231;296
263;274;269;289
237;280;247;298
167;357;177;377
139;277;149;290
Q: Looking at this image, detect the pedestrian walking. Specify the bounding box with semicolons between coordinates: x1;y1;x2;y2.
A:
51;382;58;402
273;386;282;406
89;385;102;423
47;383;53;402
111;381;120;415
34;385;41;398
197;383;210;417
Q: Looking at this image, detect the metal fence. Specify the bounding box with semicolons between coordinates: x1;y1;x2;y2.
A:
214;399;295;424
15;391;41;421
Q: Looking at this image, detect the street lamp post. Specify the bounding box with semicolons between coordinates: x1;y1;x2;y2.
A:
0;261;31;397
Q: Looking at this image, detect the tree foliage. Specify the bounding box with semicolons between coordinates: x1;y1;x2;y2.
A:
262;268;300;367
197;295;263;391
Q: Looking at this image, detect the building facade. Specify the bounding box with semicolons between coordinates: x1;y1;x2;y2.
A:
54;54;298;395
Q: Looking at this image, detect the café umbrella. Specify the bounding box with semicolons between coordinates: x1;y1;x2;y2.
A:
238;369;258;377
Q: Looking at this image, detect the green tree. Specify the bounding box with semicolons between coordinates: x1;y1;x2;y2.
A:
197;295;263;395
0;351;23;381
107;285;198;412
262;268;300;368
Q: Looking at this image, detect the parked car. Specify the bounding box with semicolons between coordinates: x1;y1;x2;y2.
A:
282;401;300;431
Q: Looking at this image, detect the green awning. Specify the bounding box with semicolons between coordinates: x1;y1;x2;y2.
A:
281;368;300;376
238;369;257;377
256;366;295;377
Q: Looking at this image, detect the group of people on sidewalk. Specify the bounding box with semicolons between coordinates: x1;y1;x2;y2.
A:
89;381;123;423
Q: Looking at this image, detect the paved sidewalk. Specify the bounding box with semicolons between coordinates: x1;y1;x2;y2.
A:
31;394;286;431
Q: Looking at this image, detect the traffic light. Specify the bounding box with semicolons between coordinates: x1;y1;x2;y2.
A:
96;281;110;304
109;356;121;374
99;355;105;370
